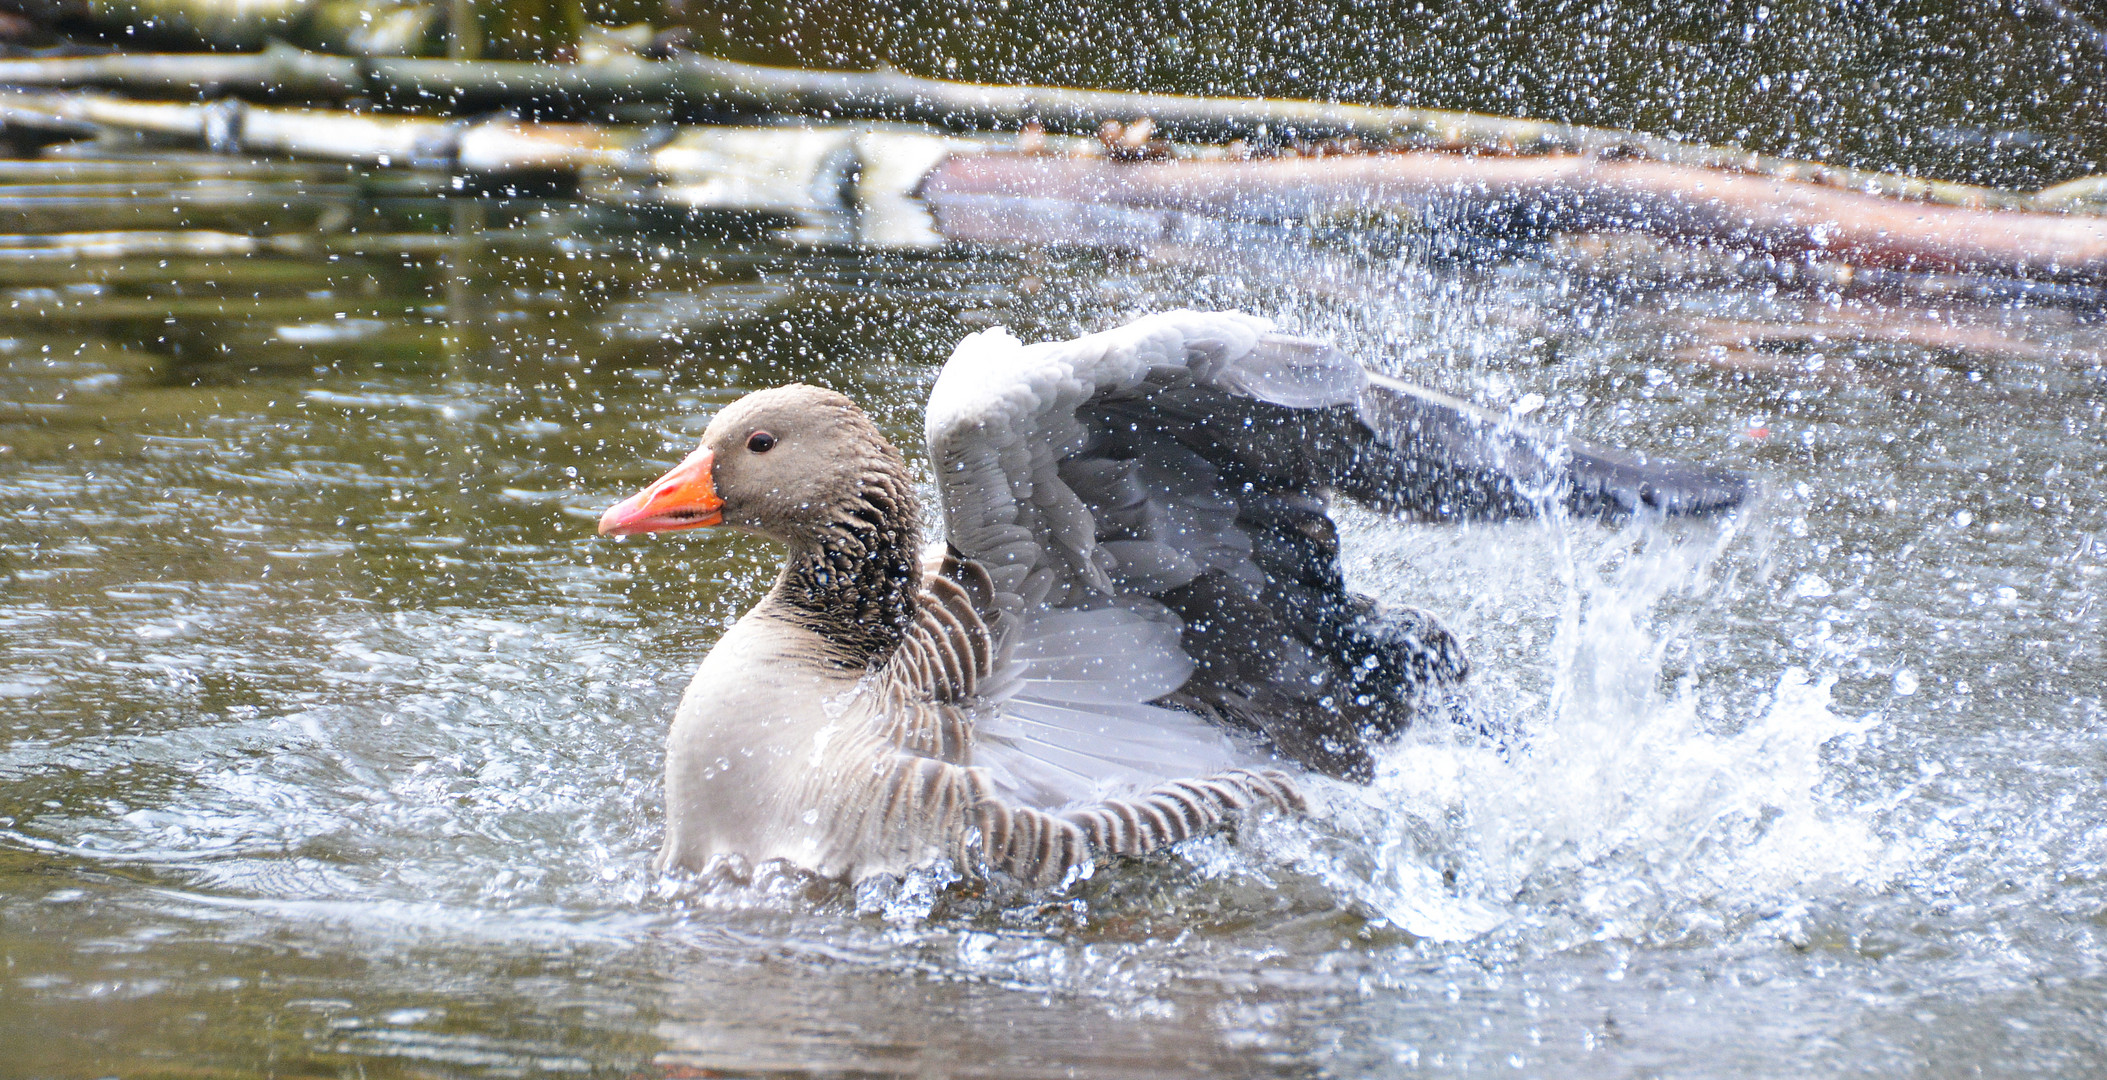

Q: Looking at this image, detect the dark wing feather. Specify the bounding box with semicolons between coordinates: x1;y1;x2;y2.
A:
927;311;1750;786
1344;372;1753;522
1074;360;1747;780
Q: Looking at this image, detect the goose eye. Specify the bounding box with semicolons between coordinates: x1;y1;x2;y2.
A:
746;431;777;454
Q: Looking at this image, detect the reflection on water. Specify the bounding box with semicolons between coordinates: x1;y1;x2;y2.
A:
2;149;2105;1077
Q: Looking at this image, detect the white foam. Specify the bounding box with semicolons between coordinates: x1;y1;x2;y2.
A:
1268;510;1895;947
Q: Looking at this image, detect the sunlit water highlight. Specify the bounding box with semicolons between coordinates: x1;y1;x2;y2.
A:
1;159;2104;1076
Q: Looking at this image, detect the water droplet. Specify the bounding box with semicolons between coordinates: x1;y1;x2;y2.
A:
1892;669;1919;696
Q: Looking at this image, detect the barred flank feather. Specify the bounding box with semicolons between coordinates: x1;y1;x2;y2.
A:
1060;768;1301;862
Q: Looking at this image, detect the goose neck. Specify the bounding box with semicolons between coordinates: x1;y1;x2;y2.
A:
767;471;923;669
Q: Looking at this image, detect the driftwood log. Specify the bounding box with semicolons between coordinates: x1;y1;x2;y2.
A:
7;90;2107;282
0;90;974;243
2;49;2105;282
919;154;2107;282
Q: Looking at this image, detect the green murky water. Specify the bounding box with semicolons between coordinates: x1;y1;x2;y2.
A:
1;138;2105;1078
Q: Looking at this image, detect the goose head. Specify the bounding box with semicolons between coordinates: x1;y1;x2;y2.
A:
598;383;909;546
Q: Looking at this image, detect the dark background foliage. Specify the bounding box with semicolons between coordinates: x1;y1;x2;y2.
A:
670;0;2107;188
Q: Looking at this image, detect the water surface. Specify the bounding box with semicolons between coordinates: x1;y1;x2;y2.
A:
1;149;2105;1077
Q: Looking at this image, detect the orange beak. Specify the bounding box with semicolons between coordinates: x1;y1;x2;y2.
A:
597;446;725;535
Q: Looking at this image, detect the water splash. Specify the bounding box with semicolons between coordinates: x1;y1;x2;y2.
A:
1248;507;1895;952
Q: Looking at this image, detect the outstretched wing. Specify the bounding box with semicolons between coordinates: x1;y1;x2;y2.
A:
920;309;1749;795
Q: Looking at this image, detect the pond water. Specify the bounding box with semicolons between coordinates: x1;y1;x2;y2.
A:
1;147;2105;1077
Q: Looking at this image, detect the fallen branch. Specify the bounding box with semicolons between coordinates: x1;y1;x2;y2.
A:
918;153;2107;282
9;88;2106;284
0;43;2093;217
0;90;977;243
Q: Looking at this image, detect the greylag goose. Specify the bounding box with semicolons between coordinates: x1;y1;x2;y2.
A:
599;310;1747;886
